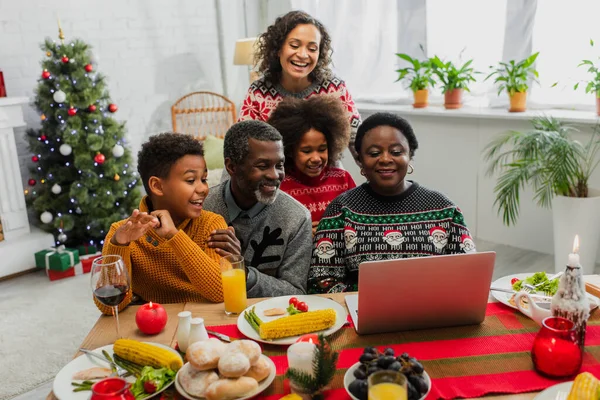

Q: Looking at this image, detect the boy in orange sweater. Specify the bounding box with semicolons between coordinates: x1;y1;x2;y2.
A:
96;133;240;315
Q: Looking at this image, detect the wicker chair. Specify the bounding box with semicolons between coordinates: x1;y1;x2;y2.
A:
171;92;236;140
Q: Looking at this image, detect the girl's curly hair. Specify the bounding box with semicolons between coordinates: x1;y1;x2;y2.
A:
255;10;333;84
267;95;350;169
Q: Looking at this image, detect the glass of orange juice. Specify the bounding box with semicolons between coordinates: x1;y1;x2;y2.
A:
368;370;407;400
220;255;247;315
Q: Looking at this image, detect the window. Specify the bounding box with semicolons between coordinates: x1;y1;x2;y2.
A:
530;1;600;109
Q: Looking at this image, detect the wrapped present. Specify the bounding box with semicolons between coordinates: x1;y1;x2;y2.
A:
78;244;99;255
81;252;102;273
47;267;76;281
34;246;80;272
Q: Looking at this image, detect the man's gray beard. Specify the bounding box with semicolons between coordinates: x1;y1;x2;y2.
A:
255;188;278;205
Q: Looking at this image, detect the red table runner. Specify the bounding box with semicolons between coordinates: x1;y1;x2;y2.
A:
199;303;600;399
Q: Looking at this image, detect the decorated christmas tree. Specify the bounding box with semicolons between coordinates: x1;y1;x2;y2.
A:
25;24;140;248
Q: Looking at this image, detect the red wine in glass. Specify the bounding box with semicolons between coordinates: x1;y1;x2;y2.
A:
91;255;130;338
94;285;128;307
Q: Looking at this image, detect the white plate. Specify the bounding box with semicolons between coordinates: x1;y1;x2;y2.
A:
174;355;276;400
491;272;599;311
53;342;181;400
532;381;572;399
343;361;431;400
237;295;348;345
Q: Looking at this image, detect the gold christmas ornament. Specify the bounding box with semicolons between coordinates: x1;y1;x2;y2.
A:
57;17;65;44
41;179;46;184
46;51;52;57
41;114;46;121
114;173;120;181
24;189;29;195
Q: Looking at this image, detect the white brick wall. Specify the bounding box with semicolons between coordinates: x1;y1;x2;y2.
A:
0;0;224;183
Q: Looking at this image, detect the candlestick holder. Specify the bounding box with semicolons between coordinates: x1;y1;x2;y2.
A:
532;316;582;378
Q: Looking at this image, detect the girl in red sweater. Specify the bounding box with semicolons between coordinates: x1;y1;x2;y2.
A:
268;96;356;234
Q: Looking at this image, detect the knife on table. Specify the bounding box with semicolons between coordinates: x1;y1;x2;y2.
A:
206;330;235;342
79;348;129;377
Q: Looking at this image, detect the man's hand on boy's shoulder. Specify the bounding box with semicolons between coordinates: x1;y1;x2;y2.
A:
111;209;160;246
208;226;241;257
150;210;179;240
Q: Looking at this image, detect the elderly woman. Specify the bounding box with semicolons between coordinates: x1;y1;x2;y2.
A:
268;96;356;234
307;112;476;294
238;10;361;158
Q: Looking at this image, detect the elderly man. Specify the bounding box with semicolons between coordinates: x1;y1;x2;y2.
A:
204;120;312;297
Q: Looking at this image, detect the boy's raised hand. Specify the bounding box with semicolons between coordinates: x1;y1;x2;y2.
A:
208;226;241;257
150;210;179;239
112;209;159;246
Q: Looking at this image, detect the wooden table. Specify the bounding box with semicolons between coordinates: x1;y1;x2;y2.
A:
47;294;538;400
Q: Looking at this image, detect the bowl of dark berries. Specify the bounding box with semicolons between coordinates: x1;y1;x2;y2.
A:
344;347;431;400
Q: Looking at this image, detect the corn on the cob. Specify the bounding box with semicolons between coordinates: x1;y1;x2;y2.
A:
567;372;599;400
113;339;183;371
259;308;336;339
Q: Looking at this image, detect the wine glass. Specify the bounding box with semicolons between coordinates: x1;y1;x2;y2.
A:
91;255;130;338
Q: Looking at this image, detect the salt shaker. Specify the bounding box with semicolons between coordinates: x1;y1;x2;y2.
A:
551;262;590;349
188;317;209;346
176;311;192;353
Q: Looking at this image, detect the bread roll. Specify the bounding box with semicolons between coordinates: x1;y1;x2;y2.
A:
218;352;250;378
244;356;271;382
186;338;227;371
178;363;219;397
225;340;262;365
205;377;259;400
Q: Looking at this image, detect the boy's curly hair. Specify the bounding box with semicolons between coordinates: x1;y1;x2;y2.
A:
137;132;204;194
255;10;333;84
267;95;350;169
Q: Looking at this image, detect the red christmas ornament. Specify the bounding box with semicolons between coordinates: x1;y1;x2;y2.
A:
108;104;118;113
94;153;106;164
28;179;36;186
61;56;69;63
32;155;39;162
88;104;97;112
84;64;93;73
40;135;47;141
41;70;51;79
68;107;77;116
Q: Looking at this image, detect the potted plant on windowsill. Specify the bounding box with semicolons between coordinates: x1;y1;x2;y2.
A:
574;39;600;116
485;53;539;112
430;56;477;109
484;116;600;273
395;51;435;108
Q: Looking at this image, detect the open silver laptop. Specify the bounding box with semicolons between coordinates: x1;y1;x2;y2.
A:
345;252;496;335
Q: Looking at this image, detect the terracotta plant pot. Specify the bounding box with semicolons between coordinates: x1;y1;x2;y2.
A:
596;96;600;117
413;89;428;108
509;92;527;112
444;89;463;109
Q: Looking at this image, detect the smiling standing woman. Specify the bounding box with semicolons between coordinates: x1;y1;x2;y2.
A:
239;10;362;159
307;113;477;294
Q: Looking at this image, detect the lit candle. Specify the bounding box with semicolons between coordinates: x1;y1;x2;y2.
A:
287;341;316;377
568;235;580;267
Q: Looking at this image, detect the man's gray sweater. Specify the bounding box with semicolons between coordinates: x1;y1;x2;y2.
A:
204;182;312;297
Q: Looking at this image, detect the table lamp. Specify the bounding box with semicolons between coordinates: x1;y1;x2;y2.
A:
234;37;259;84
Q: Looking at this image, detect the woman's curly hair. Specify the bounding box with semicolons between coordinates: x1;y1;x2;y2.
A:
255;10;333;84
267;95;350;169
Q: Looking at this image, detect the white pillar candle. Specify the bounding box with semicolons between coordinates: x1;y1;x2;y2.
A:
568;235;580;267
287;341;316;377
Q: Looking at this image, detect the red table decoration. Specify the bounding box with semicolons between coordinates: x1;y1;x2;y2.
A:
136;302;168;335
532;316;582;378
91;378;134;400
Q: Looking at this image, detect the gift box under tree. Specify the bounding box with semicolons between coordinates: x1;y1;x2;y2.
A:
35;246;80;271
78;244;99;255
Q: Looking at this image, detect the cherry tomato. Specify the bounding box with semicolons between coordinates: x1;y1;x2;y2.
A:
144;381;157;393
296;301;308;312
510;278;520;285
289;297;299;307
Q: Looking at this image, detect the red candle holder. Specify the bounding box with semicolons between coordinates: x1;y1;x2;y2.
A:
532;316;583;378
91;377;135;400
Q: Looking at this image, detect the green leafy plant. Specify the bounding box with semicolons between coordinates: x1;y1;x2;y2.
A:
574;39;600;97
485;53;540;96
285;334;338;400
430;55;477;93
484;116;600;226
395;47;435;92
